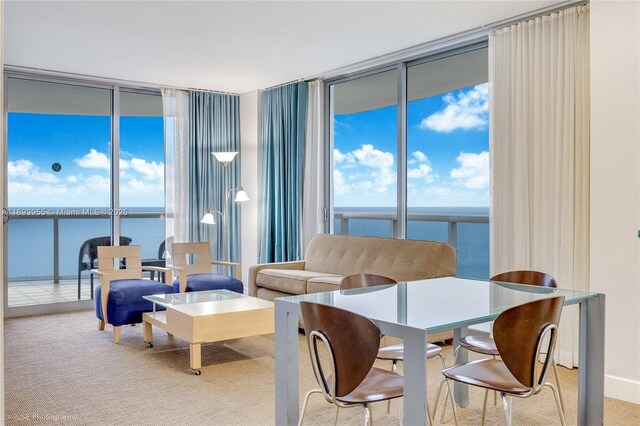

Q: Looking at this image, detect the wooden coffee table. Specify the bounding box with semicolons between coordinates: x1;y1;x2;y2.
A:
142;290;274;374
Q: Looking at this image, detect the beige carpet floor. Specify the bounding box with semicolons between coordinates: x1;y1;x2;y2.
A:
4;311;639;425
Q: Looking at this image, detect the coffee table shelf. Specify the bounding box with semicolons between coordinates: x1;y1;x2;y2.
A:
143;290;274;374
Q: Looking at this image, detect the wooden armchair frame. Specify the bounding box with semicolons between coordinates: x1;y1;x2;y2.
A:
169;242;241;293
91;245;172;343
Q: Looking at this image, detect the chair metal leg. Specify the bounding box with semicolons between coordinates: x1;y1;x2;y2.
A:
453;344;461;365
439;382;449;423
364;403;373;426
334;406;339;426
298;389;321;426
426;400;434;426
493;355;497;406
433;378;446;421
446;379;459;426
387;361;397;414
434;378;459;426
545;382;567;426
500;393;513;426
439;344;462;422
437;352;448;370
481;388;489;425
552;361;566;414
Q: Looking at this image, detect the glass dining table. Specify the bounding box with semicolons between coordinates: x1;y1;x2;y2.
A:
274;276;605;426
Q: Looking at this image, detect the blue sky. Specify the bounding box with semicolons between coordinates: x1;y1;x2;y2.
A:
333;83;489;208
8;113;164;208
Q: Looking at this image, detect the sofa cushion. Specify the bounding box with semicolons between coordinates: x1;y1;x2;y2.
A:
172;273;244;294
256;287;292;302
256;269;341;295
307;276;343;294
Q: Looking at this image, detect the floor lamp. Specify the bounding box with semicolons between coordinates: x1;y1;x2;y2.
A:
200;151;249;262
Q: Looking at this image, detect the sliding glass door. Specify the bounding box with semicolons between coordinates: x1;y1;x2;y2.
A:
119;91;165;269
406;47;490;279
4;74;164;309
331;69;398;237
327;44;491;279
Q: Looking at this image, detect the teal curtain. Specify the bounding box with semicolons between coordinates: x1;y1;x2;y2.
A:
188;91;241;263
259;82;308;263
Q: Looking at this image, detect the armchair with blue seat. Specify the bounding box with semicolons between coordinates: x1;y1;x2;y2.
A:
169;242;243;294
92;245;173;344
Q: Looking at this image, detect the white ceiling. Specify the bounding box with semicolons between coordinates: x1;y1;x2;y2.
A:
5;1;560;94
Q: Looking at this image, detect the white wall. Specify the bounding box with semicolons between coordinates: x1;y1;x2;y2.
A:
590;0;640;404
240;90;260;286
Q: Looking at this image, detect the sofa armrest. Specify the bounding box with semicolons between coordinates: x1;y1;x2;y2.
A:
248;261;306;297
436;243;457;277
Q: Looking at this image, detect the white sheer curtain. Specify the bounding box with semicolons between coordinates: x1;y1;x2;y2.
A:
162;88;190;255
489;4;590;368
302;80;325;250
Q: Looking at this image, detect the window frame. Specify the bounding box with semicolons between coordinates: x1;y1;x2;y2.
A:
2;70;163;314
323;40;489;238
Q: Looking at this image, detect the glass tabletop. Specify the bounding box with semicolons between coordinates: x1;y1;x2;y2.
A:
279;277;601;333
144;289;245;308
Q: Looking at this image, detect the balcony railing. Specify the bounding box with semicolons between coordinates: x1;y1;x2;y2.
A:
334;211;489;249
334;211;490;279
6;210;164;283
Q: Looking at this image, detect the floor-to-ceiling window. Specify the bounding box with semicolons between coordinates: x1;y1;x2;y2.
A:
327;43;490;279
4;74;164;309
119;91;165;267
331;69;398;237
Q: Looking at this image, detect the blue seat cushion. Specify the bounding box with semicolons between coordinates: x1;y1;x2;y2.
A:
172;273;244;294
95;279;173;327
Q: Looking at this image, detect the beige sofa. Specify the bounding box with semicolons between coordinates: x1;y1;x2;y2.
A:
249;234;456;342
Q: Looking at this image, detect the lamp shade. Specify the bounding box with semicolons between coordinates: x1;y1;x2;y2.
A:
234;187;250;202
200;212;216;225
212;151;238;164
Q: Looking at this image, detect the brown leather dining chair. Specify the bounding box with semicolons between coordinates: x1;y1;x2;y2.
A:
341;274;448;417
443;270;565;423
298;301;409;426
434;296;567;426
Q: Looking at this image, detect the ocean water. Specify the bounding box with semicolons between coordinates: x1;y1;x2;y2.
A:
7;206;490;281
334;206;490;280
7;208;165;279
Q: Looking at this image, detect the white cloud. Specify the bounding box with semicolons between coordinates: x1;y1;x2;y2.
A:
7;160;32;177
128;158;163;181
410;151;428;164
73;149;164;184
333;148;355;167
408;164;435;181
66;175;78;183
84;174;111;190
375;168;396;187
420;84;488;133
353;144;394;169
332;144;397;200
450;151;490;189
7;159;61;183
74;149;110;170
8;182;35;193
407;151;435;182
333;169;350;196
